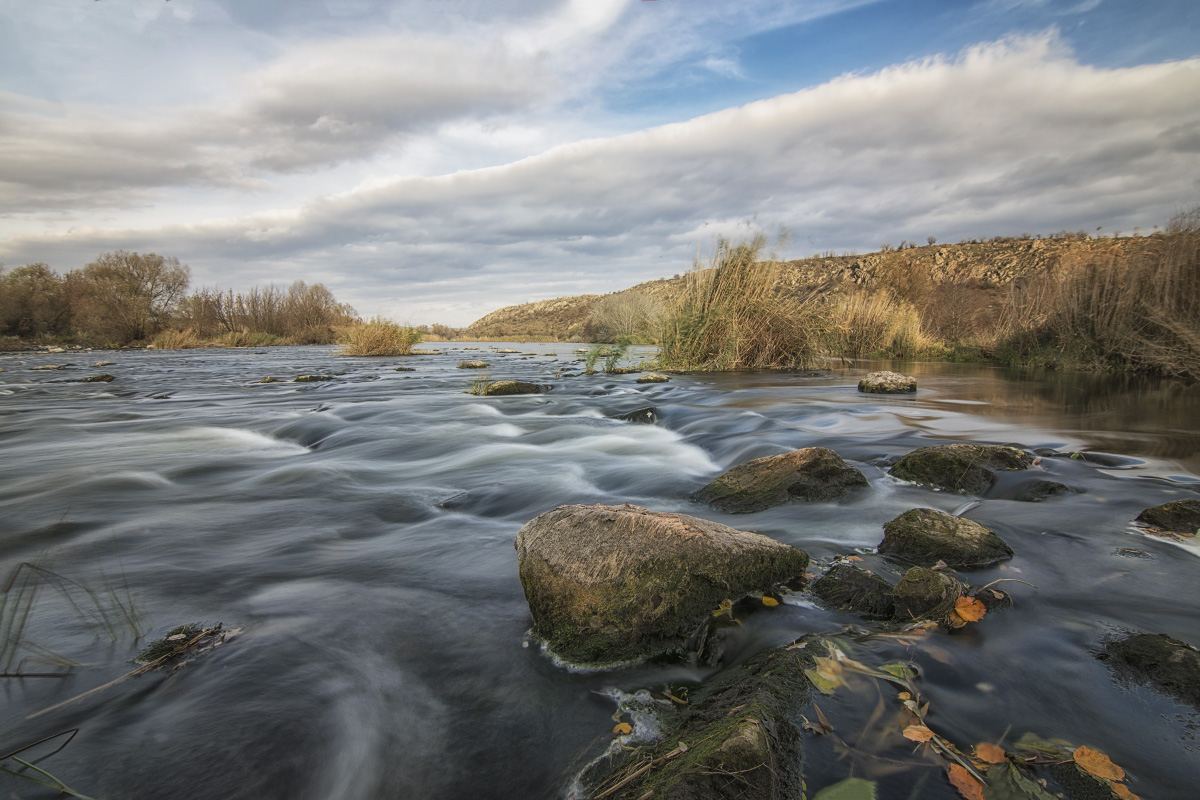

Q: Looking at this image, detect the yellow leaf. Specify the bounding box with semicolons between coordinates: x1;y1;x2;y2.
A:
898;692;912;701
762;596;779;607
954;596;987;622
613;722;632;736
1110;783;1141;800
974;742;1006;764
947;763;986;800
903;724;935;742
1073;745;1125;781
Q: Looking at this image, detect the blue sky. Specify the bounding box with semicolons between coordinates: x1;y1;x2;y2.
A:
1;0;1198;326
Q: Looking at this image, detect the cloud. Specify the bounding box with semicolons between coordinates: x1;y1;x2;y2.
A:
4;34;1199;326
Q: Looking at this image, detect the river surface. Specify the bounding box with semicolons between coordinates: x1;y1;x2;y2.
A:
1;345;1198;800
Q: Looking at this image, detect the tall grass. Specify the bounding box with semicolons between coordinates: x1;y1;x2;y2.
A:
658;233;826;370
339;317;423;356
825;291;937;358
149;328;202;350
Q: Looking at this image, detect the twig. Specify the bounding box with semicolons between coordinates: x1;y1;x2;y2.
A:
593;742;690;800
974;578;1038;592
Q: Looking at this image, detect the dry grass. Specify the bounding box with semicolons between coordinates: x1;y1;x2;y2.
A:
825;291;937;358
339;317;424;356
149;329;203;349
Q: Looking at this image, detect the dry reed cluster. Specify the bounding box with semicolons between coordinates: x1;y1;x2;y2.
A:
338;317;424;356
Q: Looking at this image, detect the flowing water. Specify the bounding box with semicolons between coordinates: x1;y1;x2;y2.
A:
1;345;1198;800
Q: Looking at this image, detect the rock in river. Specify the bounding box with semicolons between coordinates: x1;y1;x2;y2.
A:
811;564;895;619
514;503;808;665
858;370;916;393
482;380;548;396
1135;499;1200;535
879;507;1013;567
893;566;966;621
693;447;868;513
1104;633;1200;709
889;443;1033;494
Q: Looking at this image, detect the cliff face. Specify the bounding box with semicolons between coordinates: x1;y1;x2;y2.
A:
466;236;1151;340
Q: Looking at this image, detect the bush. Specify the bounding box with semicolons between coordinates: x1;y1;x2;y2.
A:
150;329;203;349
339;318;423;356
825;291;936;358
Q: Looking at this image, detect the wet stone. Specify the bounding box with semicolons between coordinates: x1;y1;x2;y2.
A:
1135;500;1200;535
893;566;966;622
858;370;916;393
1103;633;1200;709
636;373;670;384
482;380;548;396
694;447;868;513
75;373;115;383
1007;478;1075;502
811;564;895;619
615;406;657;424
889;443;1034;495
294;374;333;382
879;507;1013;567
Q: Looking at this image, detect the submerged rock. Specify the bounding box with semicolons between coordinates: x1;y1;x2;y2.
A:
636;373;670;384
811;564;895;619
93;360;116;367
1104;633;1200;709
294;374;333;382
74;373;115;383
576;636;820;800
693;447;868;513
31;364;66;370
1007;478;1074;502
858;370;916;393
481;380;548;396
514;503;808;665
254;376;283;383
893;566;966;621
889;443;1033;495
457;360;490;369
879;508;1013;567
1135;500;1200;535
615;406;657;424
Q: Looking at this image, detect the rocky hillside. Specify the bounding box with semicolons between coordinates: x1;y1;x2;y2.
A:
466;235;1152;341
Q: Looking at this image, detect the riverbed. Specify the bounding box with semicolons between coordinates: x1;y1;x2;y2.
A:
1;345;1197;799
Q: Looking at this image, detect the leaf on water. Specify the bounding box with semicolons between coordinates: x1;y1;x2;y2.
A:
1012;733;1073;760
954;596;987;623
612;722;632;736
1110;783;1141;800
1072;746;1124;781
804;702;835;736
903;724;935;743
975;741;1007;764
811;777;878;800
880;663;917;681
762;596;779;607
947;763;986;800
805;656;845;695
984;762;1059;800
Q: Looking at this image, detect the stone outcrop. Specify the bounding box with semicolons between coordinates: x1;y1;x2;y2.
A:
878;508;1013;567
1104;633;1200;709
615;407;657;424
889;443;1033;494
1135;500;1200;535
811;565;895;619
480;380;548;396
636;373;670;384
693;447;868;513
514;504;808;665
857;371;916;394
457;360;490;369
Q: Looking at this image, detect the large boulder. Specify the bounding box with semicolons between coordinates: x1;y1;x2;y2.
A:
858;370;916;393
1104;633;1200;709
893;566;966;621
693;447;867;513
879;508;1013;567
514;504;808;665
811;564;895;619
576;636;821;800
1135;500;1200;535
889;443;1033;494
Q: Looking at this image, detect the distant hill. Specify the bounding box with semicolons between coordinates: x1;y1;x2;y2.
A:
465;235;1151;341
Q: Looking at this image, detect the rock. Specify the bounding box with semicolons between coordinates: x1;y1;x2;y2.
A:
31;364;66;370
575;636;820;800
1104;633;1200;708
294;374;332;382
482;380;548;396
394;366;415;372
457;360;490;369
1049;762;1133;800
879;508;1013;567
1135;500;1200;535
811;565;895;619
970;584;1014;612
893;567;966;621
693;447;868;513
615;406;657;424
254;376;283;383
514;503;808;665
93;360;116;367
889;443;1033;494
496;348;520;353
1008;478;1074;502
74;373;115;383
858;370;916;393
636;373;670;383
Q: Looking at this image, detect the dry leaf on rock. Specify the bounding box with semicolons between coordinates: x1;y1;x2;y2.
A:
612;722;632;736
903;724;935;743
1110;783;1141;800
974;741;1006;764
1073;745;1124;781
762;596;780;607
954;596;987;622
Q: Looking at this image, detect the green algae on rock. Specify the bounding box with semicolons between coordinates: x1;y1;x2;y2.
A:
1134;499;1200;535
811;564;895;619
514;503;808;666
1104;633;1200;709
893;566;966;622
889;443;1034;495
693;447;868;513
879;508;1013;567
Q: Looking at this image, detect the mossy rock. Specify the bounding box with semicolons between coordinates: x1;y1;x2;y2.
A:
1103;633;1200;708
482;380;548;396
457;360;491;369
1049;762;1138;800
811;564;895;619
893;567;966;622
75;373;115;383
889;443;1033;495
879;507;1013;567
1008;478;1074;502
254;376;283;383
294;374;333;382
858;370;916;393
1134;500;1200;535
636;373;670;384
694;447;868;513
514;504;808;665
577;636;821;799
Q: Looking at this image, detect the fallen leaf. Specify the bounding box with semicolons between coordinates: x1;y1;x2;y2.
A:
947;763;986;800
811;777;878;800
903;724;935;743
1110;783;1141;800
898;692;912;701
846;555;863;562
1073;746;1124;781
613;722;632;735
954;596;987;622
975;741;1006;764
762;596;780;607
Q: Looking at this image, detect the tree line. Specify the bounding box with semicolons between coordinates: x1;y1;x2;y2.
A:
0;251;359;347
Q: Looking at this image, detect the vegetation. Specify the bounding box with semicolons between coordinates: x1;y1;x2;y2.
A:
339;317;424;356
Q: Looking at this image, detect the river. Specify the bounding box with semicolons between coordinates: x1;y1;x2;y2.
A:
1;344;1197;799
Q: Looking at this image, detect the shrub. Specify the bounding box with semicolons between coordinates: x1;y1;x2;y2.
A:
339;318;423;356
150;329;203;349
825;291;936;358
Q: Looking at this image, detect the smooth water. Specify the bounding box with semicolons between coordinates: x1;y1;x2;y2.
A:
1;346;1197;800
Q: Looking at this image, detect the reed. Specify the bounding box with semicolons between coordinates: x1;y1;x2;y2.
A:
824;291;934;358
338;317;423;357
149;328;202;350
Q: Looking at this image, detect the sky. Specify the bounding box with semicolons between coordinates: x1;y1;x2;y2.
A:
1;0;1198;327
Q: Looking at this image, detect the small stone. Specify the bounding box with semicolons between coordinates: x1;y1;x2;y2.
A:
858;370;916;393
615;406;657;424
636;373;670;383
394;366;415;372
75;373;115;383
458;360;491;369
1135;500;1200;535
694;447;868;513
254;376;283;383
93;360;116;367
893;566;966;621
1104;633;1200;709
294;375;333;382
31;364;66;370
879;508;1013;567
